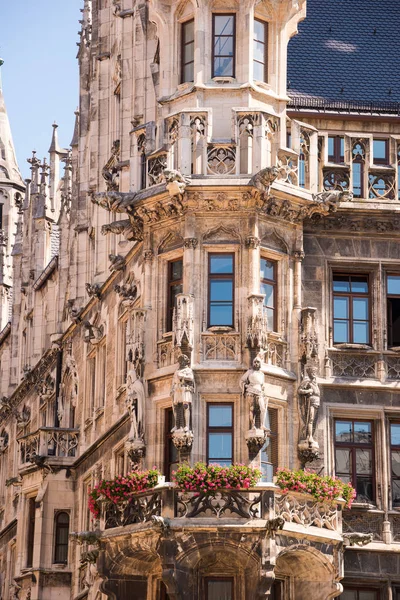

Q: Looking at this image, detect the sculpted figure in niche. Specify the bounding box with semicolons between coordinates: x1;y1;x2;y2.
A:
126;364;145;441
298;366;320;447
171;354;194;433
240;356;268;431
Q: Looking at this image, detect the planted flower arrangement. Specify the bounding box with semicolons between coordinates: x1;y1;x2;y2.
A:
173;462;262;492
88;468;160;519
276;467;356;509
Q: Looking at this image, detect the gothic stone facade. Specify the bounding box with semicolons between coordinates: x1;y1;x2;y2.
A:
0;1;400;599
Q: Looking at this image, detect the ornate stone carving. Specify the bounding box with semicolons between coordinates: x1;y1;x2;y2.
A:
114;279;138;307
240;357;269;452
277;149;298;185
207;144;236;175
173;294;194;350
67;301;84;324
176;490;262;519
300;307;318;364
171;355;194;449
102;139;120;191
297;367;320;462
275;493;338;530
310;190;353;214
247;294;268;351
368;171;395;200
249;167;278;197
148;154;167;186
323;168;350;192
330;352;376;378
386;355;400;379
343;532;373;546
109;253;125;272
184;237;198;249
126;309;146;364
202;333;240;361
164;169;190;197
342;511;383;541
82;321;104;345
0;429;9;453
91;190;144;242
157;339;180;368
103;491;162;529
16;405;31;427
125;364;145;443
245;236;261;248
85;282;102;299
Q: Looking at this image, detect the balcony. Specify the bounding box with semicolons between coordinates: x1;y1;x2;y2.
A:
17;427;80;469
98;484;343;537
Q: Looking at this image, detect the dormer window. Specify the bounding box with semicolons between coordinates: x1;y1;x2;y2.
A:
253;19;268;82
212;14;235;78
181;19;194;83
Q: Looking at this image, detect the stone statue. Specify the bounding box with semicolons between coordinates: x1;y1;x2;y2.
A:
240;356;268;431
171;354;194;432
125;365;145;441
298;366;320;451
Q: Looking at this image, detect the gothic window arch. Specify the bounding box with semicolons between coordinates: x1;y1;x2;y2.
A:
53;511;70;564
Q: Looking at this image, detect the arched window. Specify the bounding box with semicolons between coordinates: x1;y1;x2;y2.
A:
53;512;70;564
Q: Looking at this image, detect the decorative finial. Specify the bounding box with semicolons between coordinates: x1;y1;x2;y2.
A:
0;58;4;67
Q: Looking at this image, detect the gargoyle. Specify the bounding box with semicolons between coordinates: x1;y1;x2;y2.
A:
91;190;137;213
265;516;285;538
82;321;104;344
310;190;353;216
16;405;31;426
85;283;102;299
249;166;279;196
101;219;134;239
109;254;125;272
67;301;84;324
164;169;190;197
343;532;373;547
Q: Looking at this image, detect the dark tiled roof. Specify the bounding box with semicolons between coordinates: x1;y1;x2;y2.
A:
287;0;400;109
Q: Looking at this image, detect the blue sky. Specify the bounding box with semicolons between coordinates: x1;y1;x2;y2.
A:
0;1;82;178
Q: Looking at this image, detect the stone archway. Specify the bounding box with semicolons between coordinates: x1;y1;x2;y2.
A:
275;545;342;600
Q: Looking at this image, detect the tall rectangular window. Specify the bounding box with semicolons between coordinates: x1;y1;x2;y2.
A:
53;512;70;564
205;577;234;600
167;259;183;331
260;258;276;331
208;254;234;327
26;498;36;567
333;274;370;344
207;404;233;466
253;19;268;82
164;408;179;481
328;136;345;163
335;419;374;503
261;407;278;481
390;423;400;508
181;19;194;83
387;275;400;347
373;138;388;165
212;14;235;78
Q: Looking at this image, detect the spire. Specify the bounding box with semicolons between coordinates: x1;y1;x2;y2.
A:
70;109;79;147
0;58;24;185
48;122;62;154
